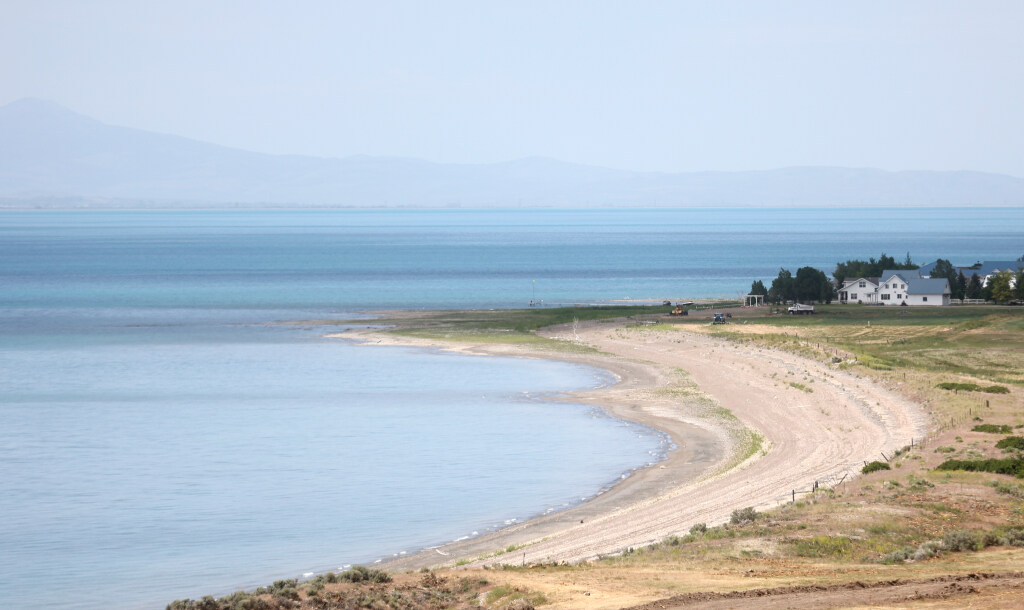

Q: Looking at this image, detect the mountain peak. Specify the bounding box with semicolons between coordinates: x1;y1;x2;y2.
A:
0;98;104;134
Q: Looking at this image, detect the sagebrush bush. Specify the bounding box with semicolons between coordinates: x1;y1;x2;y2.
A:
913;540;944;561
943;530;979;552
878;546;915;564
1003;529;1024;546
339;565;392;583
689;522;708;535
730;507;758;525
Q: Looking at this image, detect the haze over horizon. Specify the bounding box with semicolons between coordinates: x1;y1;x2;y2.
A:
3;1;1023;178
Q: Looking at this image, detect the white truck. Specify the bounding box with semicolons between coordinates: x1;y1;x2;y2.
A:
787;303;815;315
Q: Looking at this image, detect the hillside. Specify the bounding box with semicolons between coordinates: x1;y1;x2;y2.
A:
3;98;1024;208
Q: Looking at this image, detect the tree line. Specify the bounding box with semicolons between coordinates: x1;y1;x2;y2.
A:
749;253;1024;305
748;268;835;304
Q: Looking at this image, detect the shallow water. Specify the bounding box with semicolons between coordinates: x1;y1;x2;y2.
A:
1;311;667;608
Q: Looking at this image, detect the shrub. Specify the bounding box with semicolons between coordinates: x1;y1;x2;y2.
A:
337;565;391;584
878;546;916;564
935;446;956;453
274;587;299;601
996;436;1024;450
268;579;297;595
913;540;944;560
1003;529;1024;546
730;507;758;525
991;480;1024;498
973;424;1013;434
862;461;891;474
689;522;708;535
792;535;852;558
936;457;1024;478
943;530;979;552
937;382;981;392
907;475;934;490
937;382;1010;394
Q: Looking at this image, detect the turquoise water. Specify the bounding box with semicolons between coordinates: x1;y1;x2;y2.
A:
1;207;1022;608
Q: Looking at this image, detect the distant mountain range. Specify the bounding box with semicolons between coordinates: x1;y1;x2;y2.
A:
2;98;1023;208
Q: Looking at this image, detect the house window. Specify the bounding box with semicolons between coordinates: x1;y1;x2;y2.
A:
881;294;890;300
850;293;857;299
884;283;889;288
923;296;928;302
901;284;906;289
859;281;866;288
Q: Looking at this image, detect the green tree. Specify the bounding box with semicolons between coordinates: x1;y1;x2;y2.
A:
956;269;968;301
930;259;960;300
795;267;834;303
988;270;1014;303
966;273;983;299
1014;267;1024;301
833;252;917;286
768;268;794;304
750;279;768;296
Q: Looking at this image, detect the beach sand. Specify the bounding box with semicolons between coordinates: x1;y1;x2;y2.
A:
331;316;929;571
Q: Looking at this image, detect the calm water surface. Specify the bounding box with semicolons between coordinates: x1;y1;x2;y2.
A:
1;207;1021;608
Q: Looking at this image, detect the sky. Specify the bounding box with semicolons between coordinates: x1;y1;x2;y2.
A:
3;1;1023;177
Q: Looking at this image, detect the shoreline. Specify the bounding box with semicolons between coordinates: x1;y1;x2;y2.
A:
328;315;930;572
330;322;730;571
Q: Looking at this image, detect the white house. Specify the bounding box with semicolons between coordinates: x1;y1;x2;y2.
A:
837;277;879;304
920;259;1021;287
878;271;950;306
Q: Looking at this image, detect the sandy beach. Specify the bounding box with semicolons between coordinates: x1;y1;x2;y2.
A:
333;316;929;571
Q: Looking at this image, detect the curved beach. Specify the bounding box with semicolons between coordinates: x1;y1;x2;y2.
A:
336;316;928;571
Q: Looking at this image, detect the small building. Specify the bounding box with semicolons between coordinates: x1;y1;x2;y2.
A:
838;277;879;304
905;278;952;306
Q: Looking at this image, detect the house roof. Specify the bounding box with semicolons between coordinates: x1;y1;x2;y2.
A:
906;278;950;295
963;261;1022;277
841;277;879;288
880;270;915;283
917;261;939;277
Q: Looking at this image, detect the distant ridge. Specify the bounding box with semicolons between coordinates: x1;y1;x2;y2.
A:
2;98;1023;208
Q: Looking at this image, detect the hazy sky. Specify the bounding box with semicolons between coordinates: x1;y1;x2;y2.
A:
3;1;1023;176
